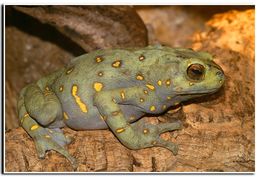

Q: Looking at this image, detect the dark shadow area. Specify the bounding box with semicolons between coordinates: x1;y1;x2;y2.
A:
5;6;86;56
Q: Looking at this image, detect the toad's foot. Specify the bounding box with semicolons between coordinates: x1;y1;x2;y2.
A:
33;127;78;170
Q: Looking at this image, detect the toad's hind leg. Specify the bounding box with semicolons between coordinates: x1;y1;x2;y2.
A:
18;84;77;169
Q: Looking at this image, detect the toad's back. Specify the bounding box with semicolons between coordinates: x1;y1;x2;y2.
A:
49;47;177;129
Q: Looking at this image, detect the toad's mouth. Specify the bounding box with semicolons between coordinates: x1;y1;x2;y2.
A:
177;88;220;95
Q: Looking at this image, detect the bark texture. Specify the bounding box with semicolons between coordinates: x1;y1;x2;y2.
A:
5;7;254;172
13;6;148;52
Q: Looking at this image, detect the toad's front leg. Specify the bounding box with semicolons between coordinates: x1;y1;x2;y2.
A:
93;87;182;154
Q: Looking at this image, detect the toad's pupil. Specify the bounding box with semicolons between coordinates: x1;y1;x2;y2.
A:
192;68;202;75
187;64;205;80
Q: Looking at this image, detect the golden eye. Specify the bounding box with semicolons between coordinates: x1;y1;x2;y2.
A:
187;63;205;81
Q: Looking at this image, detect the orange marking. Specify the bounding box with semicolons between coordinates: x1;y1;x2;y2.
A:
162;105;167;110
66;67;74;74
30;125;39;131
63;112;69;120
95;56;103;63
143;129;149;134
146;84;155;90
139;55;145;61
112;60;121;68
100;115;107;121
116;128;125;133
136;74;144;80
20;113;29;123
112;98;117;103
150;105;156;112
174;102;180;106
71;85;88;113
120;91;126;100
98;71;103;77
166;79;171;86
112;111;120;116
129;116;136;121
59;85;64;92
94;82;103;92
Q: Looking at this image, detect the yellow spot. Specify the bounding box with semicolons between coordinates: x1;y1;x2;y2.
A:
95;56;103;63
49;130;53;133
59;85;64;92
174;102;180;106
30;125;39;131
63;112;69;120
146;84;155;90
72;85;88;113
189;82;194;86
139;55;145;61
98;71;103;77
162;105;167;110
166;79;171;86
157;80;162;86
100;115;107;121
136;74;144;80
176;87;183;92
21;113;29;123
140;98;144;103
167;96;171;100
44;91;51;96
143;129;149;134
66;67;74;74
20;117;25;124
144;90;148;94
219;80;222;84
120;91;126;100
45;86;50;91
112;60;121;68
45;135;51;139
112;111;120;116
94;82;103;92
150;105;156;112
116;128;125;133
129;116;135;121
112;98;117;103
152;141;157;145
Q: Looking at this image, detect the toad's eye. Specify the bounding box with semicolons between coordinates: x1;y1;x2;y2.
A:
187;64;205;81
